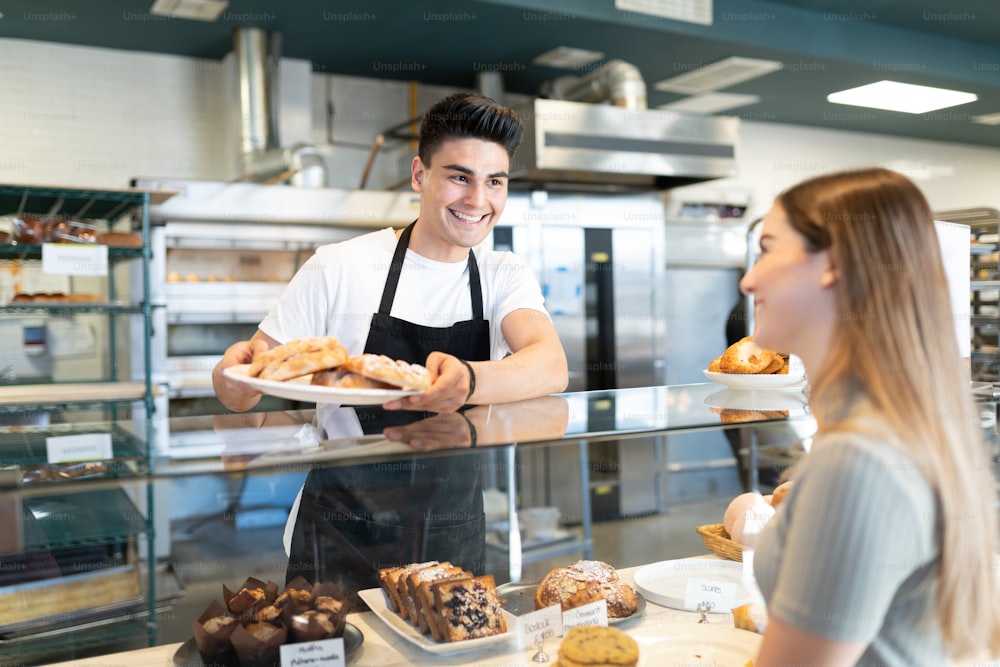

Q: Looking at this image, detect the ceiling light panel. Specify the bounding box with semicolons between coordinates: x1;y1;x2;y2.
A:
653;56;783;94
533;47;605;69
615;0;713;26
972;112;1000;126
827;80;977;114
150;0;228;21
658;92;760;114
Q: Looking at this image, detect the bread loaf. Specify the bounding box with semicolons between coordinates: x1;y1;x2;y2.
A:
534;560;637;618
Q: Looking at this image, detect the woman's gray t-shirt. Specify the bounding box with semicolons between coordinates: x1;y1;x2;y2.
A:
753;428;944;666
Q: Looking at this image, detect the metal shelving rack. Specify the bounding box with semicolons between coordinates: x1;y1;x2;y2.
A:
936;207;1000;382
0;183;174;663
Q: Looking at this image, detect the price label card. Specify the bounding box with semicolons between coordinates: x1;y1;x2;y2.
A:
46;433;113;463
42;243;108;276
563;599;608;630
279;637;345;667
684;577;737;614
516;604;562;649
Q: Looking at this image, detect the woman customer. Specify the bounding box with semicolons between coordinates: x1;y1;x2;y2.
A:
742;167;1000;666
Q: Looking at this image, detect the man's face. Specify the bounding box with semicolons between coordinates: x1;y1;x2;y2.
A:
410;138;510;262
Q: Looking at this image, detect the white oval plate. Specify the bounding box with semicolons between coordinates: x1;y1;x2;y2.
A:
633;559;755;612
223;364;421;405
357;587;514;654
704;370;806;391
631;623;761;666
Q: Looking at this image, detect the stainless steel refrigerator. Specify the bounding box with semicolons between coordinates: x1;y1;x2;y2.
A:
495;192;749;520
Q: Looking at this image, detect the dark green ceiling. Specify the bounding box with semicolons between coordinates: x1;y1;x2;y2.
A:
3;0;1000;148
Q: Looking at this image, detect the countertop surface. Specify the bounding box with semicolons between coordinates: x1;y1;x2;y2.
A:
48;560;760;667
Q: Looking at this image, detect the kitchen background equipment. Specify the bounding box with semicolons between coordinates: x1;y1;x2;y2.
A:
496;192;748;523
935;207;999;382
131;178;420;428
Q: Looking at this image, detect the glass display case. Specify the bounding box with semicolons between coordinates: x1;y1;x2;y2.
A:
4;381;998;665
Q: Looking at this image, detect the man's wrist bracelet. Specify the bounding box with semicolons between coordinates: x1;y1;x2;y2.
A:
457;359;476;403
458;409;477;448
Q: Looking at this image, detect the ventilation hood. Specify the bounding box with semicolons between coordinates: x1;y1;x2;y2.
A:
510;97;739;192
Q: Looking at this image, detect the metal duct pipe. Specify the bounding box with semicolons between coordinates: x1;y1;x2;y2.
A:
544;59;647;110
476;70;505;105
234;27;281;159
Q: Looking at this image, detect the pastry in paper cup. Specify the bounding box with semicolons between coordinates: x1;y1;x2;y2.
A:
223;577;278;618
312;581;348;634
192;600;240;666
274;576;316;614
286;609;340;643
230;621;288;667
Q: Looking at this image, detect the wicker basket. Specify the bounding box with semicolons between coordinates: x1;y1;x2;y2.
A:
696;523;748;562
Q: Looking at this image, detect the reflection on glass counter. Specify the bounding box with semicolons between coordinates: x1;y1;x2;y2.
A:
156;384;811;476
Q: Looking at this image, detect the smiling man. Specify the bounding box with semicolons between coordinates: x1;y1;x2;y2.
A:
213;92;568;415
211;92;568;602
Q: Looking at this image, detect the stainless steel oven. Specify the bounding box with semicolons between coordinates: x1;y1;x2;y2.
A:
130;179;419;424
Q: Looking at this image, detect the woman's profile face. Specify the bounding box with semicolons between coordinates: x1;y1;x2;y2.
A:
740;202;836;356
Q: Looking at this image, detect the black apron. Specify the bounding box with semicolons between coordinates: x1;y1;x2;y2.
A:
286;223;491;609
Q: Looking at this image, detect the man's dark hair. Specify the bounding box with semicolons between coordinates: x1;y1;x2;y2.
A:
418;92;524;165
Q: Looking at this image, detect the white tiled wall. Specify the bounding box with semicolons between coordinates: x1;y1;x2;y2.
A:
671;119;1000;217
0;39;231;187
2;36;999;215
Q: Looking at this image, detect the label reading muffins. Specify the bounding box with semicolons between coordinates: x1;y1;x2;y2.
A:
278;638;346;666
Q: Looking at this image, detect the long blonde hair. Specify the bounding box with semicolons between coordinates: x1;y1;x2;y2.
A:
779;167;1000;657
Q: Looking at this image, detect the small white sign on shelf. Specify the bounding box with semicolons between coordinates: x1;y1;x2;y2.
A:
41;243;108;277
46;433;113;463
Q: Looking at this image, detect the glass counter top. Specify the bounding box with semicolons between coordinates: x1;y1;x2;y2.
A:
158;382;813;475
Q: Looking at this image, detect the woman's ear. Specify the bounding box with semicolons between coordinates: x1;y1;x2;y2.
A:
819;251;839;288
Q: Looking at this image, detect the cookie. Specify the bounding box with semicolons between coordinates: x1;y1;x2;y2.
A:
557;625;639;667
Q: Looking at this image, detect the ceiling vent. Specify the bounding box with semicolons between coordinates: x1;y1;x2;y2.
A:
150;0;228;21
658;92;760;114
654;56;783;95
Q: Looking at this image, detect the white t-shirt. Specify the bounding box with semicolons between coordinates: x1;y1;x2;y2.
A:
260;227;550;556
259;226;548;359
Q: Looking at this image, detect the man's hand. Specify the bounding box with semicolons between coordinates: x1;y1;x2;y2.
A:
212;337;270;412
381;352;471;414
382;412;473;450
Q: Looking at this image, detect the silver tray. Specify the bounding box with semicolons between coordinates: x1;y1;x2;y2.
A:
495;580;646;626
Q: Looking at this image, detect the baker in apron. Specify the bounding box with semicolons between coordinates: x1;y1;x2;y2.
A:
285;222;489;610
